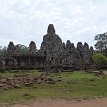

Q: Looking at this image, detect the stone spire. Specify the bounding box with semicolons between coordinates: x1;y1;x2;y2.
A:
29;41;37;54
47;24;55;34
66;40;72;49
7;41;14;55
83;42;89;51
40;24;64;67
90;46;94;54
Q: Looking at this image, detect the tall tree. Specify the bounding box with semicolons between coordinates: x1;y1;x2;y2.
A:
94;33;107;52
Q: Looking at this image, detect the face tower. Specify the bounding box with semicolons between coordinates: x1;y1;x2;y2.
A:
40;24;64;66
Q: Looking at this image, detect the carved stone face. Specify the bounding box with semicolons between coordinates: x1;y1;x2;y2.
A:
47;24;55;34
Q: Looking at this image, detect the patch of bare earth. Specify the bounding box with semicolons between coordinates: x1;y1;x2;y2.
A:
104;71;107;75
11;98;107;107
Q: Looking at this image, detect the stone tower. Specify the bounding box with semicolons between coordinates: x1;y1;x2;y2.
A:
40;24;64;67
29;41;37;54
7;41;15;55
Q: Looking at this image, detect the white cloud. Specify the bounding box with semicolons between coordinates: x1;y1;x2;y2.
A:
0;0;107;49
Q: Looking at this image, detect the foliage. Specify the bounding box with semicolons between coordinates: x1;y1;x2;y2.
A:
14;44;29;55
94;33;107;52
0;46;7;58
92;53;107;68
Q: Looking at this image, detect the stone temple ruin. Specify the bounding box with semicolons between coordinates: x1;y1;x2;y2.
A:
0;24;94;70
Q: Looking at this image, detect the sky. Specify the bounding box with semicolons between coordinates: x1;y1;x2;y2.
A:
0;0;107;49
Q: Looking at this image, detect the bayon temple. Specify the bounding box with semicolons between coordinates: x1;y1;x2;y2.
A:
0;24;94;70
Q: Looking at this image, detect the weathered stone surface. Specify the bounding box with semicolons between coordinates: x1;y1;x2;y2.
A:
7;41;14;55
29;41;37;54
59;40;79;69
76;42;94;69
83;42;91;64
47;24;55;34
90;46;94;55
40;24;64;67
82;43;91;69
66;40;72;49
0;84;3;87
0;73;57;91
3;24;94;70
0;59;5;70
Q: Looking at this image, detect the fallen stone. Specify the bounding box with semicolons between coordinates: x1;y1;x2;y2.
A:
0;84;3;87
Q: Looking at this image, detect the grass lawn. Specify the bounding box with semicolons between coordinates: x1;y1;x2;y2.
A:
0;70;107;103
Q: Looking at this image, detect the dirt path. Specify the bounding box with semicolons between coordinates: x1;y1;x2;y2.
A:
11;98;107;107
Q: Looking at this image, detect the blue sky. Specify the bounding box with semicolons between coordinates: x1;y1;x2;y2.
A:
0;0;107;49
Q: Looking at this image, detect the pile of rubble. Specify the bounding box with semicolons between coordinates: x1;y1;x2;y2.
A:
0;73;55;92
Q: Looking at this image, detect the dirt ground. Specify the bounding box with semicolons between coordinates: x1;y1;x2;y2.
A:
11;98;107;107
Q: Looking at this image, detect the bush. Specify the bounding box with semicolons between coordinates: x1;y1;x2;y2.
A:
92;53;107;69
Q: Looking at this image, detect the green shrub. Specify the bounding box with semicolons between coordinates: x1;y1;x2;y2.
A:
92;53;107;69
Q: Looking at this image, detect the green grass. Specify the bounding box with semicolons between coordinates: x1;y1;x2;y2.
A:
0;70;40;77
0;70;107;103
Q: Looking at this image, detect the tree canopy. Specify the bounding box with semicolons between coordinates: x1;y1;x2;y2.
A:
94;33;107;52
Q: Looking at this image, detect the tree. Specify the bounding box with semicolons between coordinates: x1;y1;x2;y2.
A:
92;53;107;69
14;44;29;55
0;46;7;58
94;33;107;52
